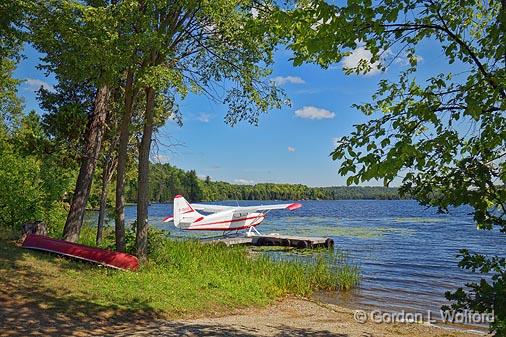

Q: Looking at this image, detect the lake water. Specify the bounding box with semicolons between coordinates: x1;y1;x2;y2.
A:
119;200;505;326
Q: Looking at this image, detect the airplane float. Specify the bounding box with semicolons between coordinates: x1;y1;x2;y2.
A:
163;195;302;236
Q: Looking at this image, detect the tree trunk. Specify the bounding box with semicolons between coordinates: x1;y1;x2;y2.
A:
96;162;109;245
63;84;111;242
135;86;155;261
114;69;135;252
96;154;116;245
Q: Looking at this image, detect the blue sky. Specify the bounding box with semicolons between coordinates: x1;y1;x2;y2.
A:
14;40;459;187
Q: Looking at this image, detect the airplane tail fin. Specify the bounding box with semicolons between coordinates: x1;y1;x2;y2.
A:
173;195;202;228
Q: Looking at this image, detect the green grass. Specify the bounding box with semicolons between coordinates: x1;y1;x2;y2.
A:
335;264;361;290
1;226;360;318
250;246;361;291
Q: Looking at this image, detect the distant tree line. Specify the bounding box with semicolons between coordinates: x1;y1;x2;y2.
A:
124;164;203;203
127;163;407;202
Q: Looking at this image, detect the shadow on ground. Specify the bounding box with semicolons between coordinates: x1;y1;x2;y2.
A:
0;240;349;337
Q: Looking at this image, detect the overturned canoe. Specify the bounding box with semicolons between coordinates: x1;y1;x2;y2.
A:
22;234;139;271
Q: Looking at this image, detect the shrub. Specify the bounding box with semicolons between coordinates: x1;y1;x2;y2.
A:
0;134;44;228
0;114;74;232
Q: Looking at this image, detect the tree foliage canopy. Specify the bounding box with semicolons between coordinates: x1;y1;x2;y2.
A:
268;0;505;333
0;0;27;126
272;0;505;228
114;0;285;125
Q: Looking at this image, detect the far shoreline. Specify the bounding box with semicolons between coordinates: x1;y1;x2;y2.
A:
86;198;419;212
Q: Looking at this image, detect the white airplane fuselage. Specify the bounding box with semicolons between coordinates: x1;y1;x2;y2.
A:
180;210;265;231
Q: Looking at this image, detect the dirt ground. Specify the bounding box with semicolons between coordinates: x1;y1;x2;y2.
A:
0;293;486;337
172;298;485;337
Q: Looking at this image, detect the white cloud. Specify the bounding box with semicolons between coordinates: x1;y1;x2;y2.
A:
393;53;424;66
331;137;340;147
287;146;296;153
393;57;407;65
197;113;211;123
233;178;255;185
341;46;381;75
295;106;335;120
342;44;423;75
24;78;55;92
271;76;305;86
251;7;259;18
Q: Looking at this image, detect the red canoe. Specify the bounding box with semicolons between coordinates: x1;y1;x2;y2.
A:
22;234;139;271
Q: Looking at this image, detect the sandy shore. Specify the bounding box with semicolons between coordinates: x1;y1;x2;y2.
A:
171;298;485;337
1;293;486;336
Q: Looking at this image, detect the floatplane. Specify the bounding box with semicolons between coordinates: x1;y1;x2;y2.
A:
163;195;302;236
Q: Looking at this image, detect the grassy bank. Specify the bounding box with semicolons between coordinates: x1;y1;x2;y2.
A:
0;227;359;318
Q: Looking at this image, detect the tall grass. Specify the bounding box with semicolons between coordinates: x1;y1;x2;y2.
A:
4;226;360;316
151;238;357;297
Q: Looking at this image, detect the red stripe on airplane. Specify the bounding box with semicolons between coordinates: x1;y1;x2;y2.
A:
287;203;302;211
175;195;195;212
189;215;265;227
186;224;259;231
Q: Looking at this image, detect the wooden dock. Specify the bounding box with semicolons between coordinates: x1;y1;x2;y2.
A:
201;234;334;249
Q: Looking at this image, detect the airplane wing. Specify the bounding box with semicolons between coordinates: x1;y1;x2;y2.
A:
163;202;301;224
231;203;302;212
190;202;302;213
190;204;236;213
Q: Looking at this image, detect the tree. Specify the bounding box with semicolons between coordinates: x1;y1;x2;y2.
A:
31;0;127;242
112;1;149;252
0;0;26;125
270;0;505;333
95;109;120;245
0;59;23;128
37;78;117;243
0;117;44;229
1;112;75;231
37;79;93;162
114;68;136;252
114;0;284;260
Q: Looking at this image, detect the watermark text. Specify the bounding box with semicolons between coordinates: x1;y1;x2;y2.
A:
353;309;494;325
